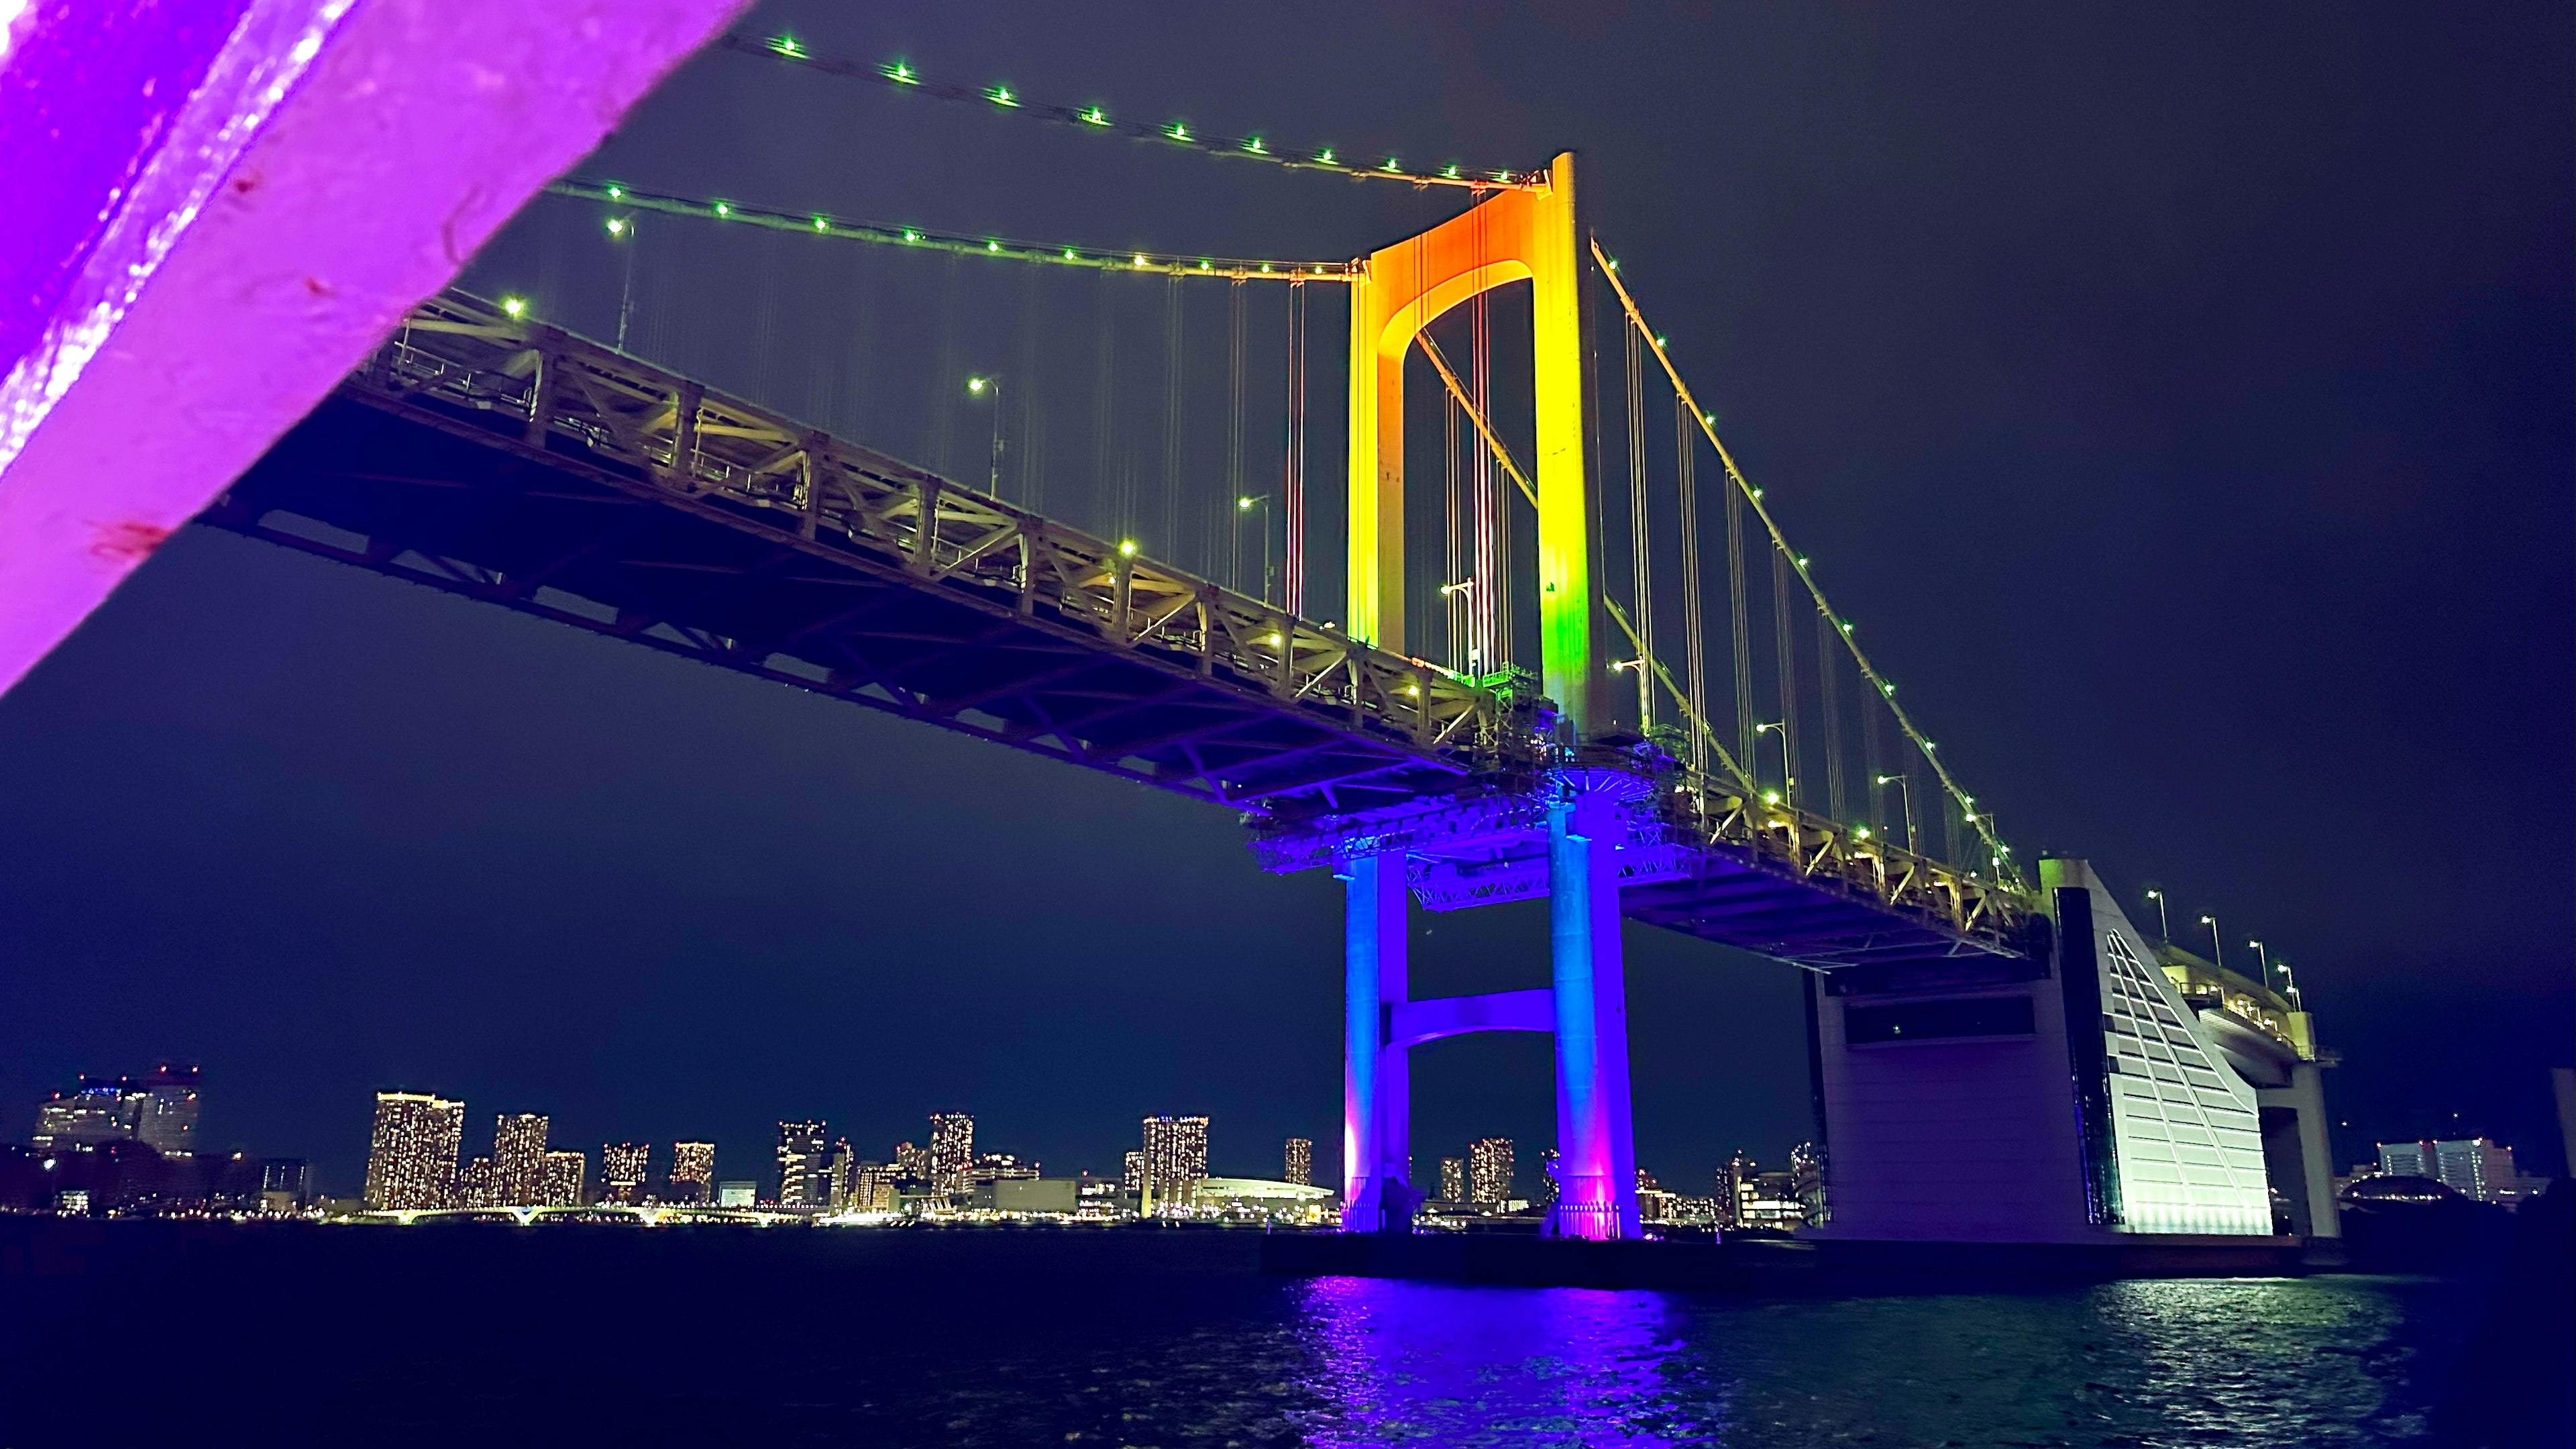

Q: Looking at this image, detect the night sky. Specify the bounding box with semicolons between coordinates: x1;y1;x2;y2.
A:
2;1;2567;1197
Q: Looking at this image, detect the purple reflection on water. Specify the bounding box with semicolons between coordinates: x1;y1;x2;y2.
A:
1293;1275;1721;1446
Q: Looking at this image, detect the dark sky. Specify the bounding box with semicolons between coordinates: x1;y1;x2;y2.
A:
3;1;2568;1195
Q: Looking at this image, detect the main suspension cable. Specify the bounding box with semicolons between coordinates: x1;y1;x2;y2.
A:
724;32;1547;194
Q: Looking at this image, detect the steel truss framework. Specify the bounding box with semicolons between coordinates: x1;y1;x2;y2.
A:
214;289;2033;967
209;291;1508;815
1254;751;2031;971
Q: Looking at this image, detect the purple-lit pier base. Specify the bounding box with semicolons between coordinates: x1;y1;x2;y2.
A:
0;0;747;695
1544;771;1645;1240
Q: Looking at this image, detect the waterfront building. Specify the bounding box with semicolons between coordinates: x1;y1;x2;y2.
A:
492;1113;550;1206
1719;1151;1756;1229
981;1177;1079;1212
1140;1115;1210;1214
1122;1149;1146;1201
258;1159;313;1212
1283;1137;1313;1187
928;1114;975;1195
34;1077;137;1148
1739;1171;1805;1230
1438;1157;1466;1203
1195;1177;1336;1223
457;1156;497;1208
1790;1142;1829;1226
2377;1138;2522;1204
1636;1168;1674;1223
715;1181;756;1208
364;1091;465;1210
601;1142;649;1203
134;1065;201;1155
893;1140;930;1181
850;1160;898;1212
824;1140;857;1208
776;1121;828;1208
543;1150;586;1206
669;1141;715;1203
1469;1138;1513;1205
1538;1148;1560;1207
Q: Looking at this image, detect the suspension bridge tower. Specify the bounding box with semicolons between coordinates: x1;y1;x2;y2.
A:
1324;152;1646;1240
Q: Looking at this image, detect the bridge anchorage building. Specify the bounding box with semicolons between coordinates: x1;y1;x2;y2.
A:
215;148;2334;1249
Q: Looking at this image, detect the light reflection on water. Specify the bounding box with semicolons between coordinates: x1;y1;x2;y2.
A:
1293;1277;1719;1446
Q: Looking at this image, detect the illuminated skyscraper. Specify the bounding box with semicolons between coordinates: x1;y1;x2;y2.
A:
776;1121;828;1208
135;1065;201;1155
1790;1142;1829;1225
543;1150;587;1207
928;1113;976;1196
492;1113;551;1206
601;1142;649;1204
1468;1138;1513;1204
1438;1157;1466;1203
851;1161;897;1212
1538;1148;1561;1207
1122;1150;1146;1200
1283;1137;1313;1187
669;1141;715;1203
457;1156;496;1208
33;1077;135;1148
1140;1115;1209;1212
364;1091;465;1210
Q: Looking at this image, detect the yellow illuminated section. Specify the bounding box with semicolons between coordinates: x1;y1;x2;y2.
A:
1346;152;1604;733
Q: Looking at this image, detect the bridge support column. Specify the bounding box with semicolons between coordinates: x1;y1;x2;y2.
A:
1340;850;1418;1232
1544;770;1642;1240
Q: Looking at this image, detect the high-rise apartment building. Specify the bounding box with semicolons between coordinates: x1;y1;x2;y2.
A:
1140;1115;1210;1212
2380;1138;2522;1204
1283;1137;1313;1187
492;1113;551;1206
543;1150;587;1207
1538;1148;1561;1207
600;1142;649;1204
33;1077;136;1148
1437;1157;1466;1203
928;1113;975;1195
364;1091;465;1210
134;1065;201;1155
669;1141;716;1203
1122;1149;1146;1199
1468;1138;1513;1204
894;1140;930;1181
776;1121;828;1208
850;1161;898;1212
1790;1142;1829;1225
457;1156;497;1209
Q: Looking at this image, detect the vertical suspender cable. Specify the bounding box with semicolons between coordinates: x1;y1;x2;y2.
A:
1623;314;1653;731
927;253;964;473
1817;606;1846;822
1159;276;1185;561
1725;449;1754;773
1452;371;1473;665
1014;262;1042;508
1224;278;1247;584
1675;396;1708;781
1771;545;1801;804
1091;272;1120;540
1284;281;1307;616
1472;283;1500;669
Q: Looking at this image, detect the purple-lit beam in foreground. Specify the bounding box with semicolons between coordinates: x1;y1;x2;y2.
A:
0;0;748;694
1545;771;1643;1240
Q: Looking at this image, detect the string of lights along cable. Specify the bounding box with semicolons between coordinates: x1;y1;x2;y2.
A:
519;54;2021;883
725;32;1544;193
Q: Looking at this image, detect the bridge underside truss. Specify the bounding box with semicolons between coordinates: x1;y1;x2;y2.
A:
209;292;1507;816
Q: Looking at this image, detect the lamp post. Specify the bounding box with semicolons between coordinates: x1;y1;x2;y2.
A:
1232;494;1274;602
2198;914;2224;971
966;375;1005;497
2249;938;2273;990
2145;888;2169;942
1756;721;1792;809
1872;773;1916;853
2277;961;2302;1008
604;215;637;352
1612;657;1651;729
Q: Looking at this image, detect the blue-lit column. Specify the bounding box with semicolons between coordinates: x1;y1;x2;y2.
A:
1340;849;1415;1232
1544;772;1642;1240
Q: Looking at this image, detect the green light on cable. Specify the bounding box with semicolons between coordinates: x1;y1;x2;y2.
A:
1080;107;1109;125
885;60;916;84
769;34;802;57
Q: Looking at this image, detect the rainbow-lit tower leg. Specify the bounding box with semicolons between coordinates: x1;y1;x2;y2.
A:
1543;767;1645;1240
1340;850;1418;1232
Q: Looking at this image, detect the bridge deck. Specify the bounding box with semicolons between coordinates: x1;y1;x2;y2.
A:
211;292;1503;816
213;290;2032;969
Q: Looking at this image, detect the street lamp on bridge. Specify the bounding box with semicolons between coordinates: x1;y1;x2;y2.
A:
965;375;1005;497
2145;888;2170;942
2249;938;2273;990
1611;657;1651;729
1871;773;1916;853
604;213;637;352
1233;494;1274;603
2198;913;2224;971
1756;721;1792;809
